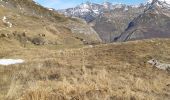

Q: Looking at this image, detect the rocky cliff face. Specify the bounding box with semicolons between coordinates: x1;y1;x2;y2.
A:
116;0;170;42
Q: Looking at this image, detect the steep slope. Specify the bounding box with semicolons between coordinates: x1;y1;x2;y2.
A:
116;0;170;42
91;4;145;42
59;2;146;42
0;0;101;48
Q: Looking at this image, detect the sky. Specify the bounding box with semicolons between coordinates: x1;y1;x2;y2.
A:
34;0;148;10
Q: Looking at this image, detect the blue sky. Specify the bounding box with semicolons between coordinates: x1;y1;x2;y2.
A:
34;0;148;9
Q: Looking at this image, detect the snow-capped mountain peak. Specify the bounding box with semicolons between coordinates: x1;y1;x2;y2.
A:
147;0;170;9
79;2;92;9
58;2;147;23
148;0;170;4
103;2;112;9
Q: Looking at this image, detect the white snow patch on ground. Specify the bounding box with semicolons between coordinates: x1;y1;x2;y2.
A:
0;59;24;65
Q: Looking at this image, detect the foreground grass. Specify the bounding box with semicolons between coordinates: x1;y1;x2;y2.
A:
0;39;170;100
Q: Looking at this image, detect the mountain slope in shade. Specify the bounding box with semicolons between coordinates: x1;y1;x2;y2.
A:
116;0;170;42
90;4;145;42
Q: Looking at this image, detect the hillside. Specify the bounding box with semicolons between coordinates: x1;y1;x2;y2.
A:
0;39;170;100
0;0;101;48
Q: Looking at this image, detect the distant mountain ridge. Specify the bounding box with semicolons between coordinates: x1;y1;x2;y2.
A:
59;2;146;42
59;0;170;42
116;0;170;41
58;2;144;23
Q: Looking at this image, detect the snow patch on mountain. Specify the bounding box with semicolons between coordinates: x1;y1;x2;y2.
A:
80;3;91;9
58;2;144;23
147;0;170;9
148;0;170;4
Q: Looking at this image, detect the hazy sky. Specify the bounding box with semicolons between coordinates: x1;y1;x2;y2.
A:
34;0;148;9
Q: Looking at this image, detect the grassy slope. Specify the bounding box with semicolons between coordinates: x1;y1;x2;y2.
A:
0;0;101;49
0;39;170;100
0;7;84;48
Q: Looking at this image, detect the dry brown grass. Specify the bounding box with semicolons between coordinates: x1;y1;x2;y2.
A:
0;39;170;100
0;1;169;100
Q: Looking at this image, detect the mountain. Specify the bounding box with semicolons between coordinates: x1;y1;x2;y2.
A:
59;2;146;42
58;2;103;23
0;0;101;48
116;0;170;41
90;4;145;42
